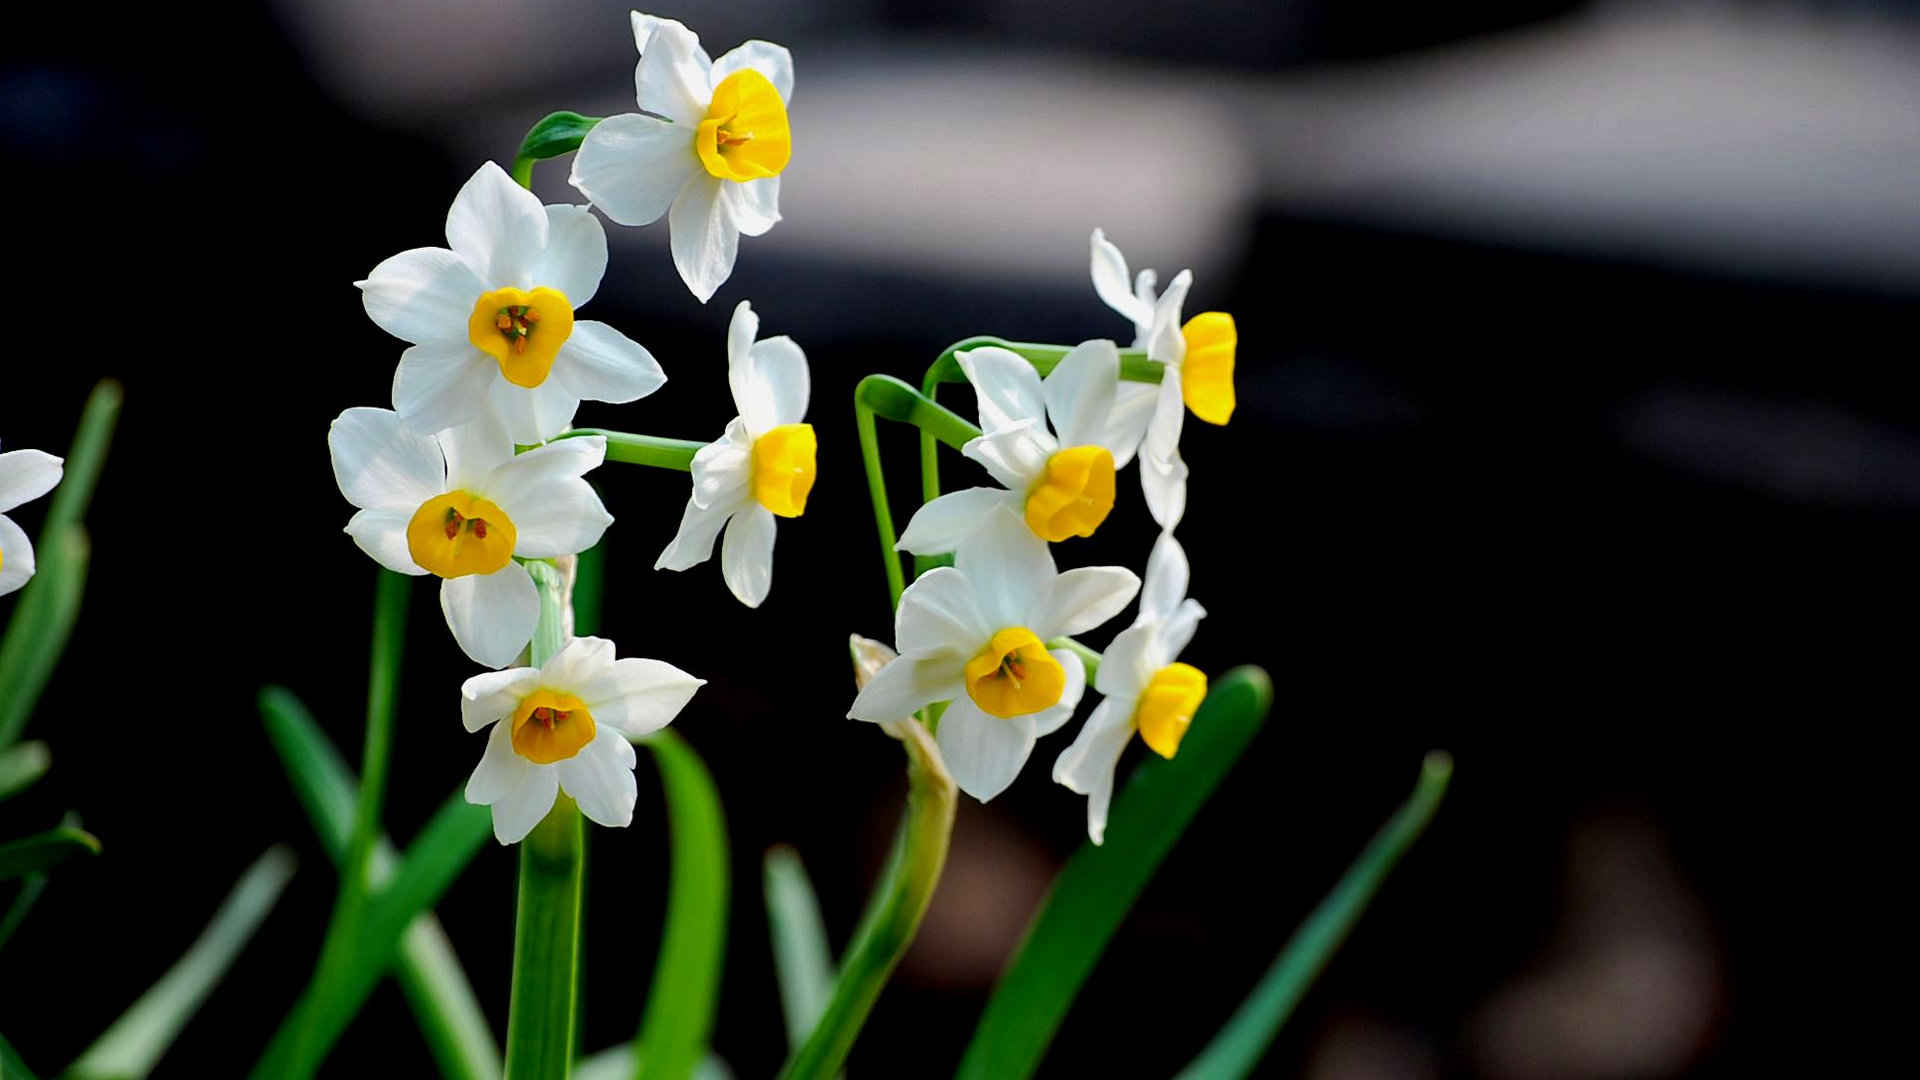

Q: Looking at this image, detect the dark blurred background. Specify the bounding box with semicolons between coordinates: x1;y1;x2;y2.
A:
3;1;1913;1075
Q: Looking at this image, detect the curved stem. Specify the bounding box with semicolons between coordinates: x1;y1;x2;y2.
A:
543;429;702;472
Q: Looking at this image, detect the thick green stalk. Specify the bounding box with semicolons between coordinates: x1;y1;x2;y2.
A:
546;430;702;472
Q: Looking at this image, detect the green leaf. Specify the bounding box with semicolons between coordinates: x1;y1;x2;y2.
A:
574;1045;731;1080
1176;752;1453;1079
635;731;730;1080
0;873;48;953
258;687;500;1080
0;825;99;881
510;112;603;186
764;847;834;1052
3;1030;40;1079
953;666;1274;1080
64;846;297;1080
0;742;50;802
0;525;89;749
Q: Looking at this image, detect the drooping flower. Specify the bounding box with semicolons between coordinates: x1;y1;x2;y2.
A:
655;300;813;608
570;13;793;303
896;340;1127;555
0;443;63;597
461;635;703;844
848;506;1140;801
1054;531;1207;844
359;161;666;443
328;407;613;668
1089;228;1238;529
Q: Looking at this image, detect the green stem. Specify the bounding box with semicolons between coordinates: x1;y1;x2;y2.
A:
511;112;604;191
853;375;982;610
543;430;702;472
1045;637;1101;686
921;338;1160;390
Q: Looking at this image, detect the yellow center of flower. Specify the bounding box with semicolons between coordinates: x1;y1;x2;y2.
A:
405;491;517;579
963;628;1067;719
1136;662;1207;758
1179;311;1236;426
467;286;575;388
752;423;817;518
696;69;792;182
1023;445;1116;543
510;689;596;764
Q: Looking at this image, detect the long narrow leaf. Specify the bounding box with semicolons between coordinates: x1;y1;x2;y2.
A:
635;731;730;1080
2;1030;38;1079
0;873;48;953
764;847;834;1051
0;825;99;881
0;526;89;749
954;666;1273;1080
1176;752;1453;1079
0;743;49;802
65;846;297;1080
574;1044;731;1080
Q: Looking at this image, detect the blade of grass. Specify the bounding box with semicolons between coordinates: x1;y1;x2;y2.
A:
764;847;834;1052
0;743;49;802
2;1030;39;1079
574;1045;731;1080
0;825;100;881
634;731;730;1080
0;526;89;749
0;873;48;953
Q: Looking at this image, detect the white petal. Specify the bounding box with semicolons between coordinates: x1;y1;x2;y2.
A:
956;346;1048;433
437;410;516;493
961;421;1054;493
344;508;427;576
0;450;62;513
935;698;1035;802
1139;531;1190;627
533;204;607;305
556;729;639;829
359;247;484;346
722;176;781;237
485;439;612;558
710;40;794;100
733;332;809;436
1038;566;1140;641
461;667;543;733
328;406;445;512
579;657;704;737
1102;381;1158;469
446;161;549;288
635;18;713;127
540;634;615;692
475;735;560;844
1096;622;1158;702
895;488;1017;555
1146;269;1193;366
489;376;580;445
551;321;667;405
392;340;495;436
655;494;737;572
467;719;534;802
441;565;539;669
1090;228;1154;333
727;300;759;371
691;420;753;507
1044;339;1120;451
847;653;963;724
953;506;1054;631
895;566;991;657
1028;648;1087;737
720;503;777;608
1139;378;1188;530
0;515;34;597
1052;697;1134;845
668;172;737;304
1158;598;1207;663
568;112;697;228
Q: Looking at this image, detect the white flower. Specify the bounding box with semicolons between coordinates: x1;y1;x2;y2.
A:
655;300;812;608
1054;532;1207;844
895;340;1126;555
328;407;613;668
0;443;63;597
847;506;1140;801
570;12;793;304
359;161;667;443
1089;228;1238;530
461;635;703;844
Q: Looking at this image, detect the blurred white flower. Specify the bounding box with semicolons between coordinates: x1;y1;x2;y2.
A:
1054;531;1207;844
571;12;793;303
848;506;1139;801
1089;228;1237;529
0;443;63;597
656;300;813;608
896;340;1126;554
328;407;612;668
461;635;703;844
359;161;665;443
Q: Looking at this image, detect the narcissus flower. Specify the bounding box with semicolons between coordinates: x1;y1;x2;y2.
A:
1054;531;1207;844
328;408;612;668
656;300;812;608
360;161;666;443
571;13;793;303
896;340;1127;554
0;443;63;597
1089;228;1238;529
461;635;703;844
848;507;1139;801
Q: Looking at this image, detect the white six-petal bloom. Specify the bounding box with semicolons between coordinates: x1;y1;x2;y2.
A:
1089;228;1238;530
847;506;1140;801
656;300;813;608
1054;531;1208;844
328;407;613;668
359;161;667;443
896;340;1129;555
0;442;63;597
571;12;793;304
461;635;704;844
